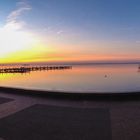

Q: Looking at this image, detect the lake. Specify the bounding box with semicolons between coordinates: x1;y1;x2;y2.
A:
0;64;140;93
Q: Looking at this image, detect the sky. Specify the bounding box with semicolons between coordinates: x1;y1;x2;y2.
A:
0;0;140;63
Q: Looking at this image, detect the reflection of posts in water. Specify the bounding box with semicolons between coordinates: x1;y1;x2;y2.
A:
0;66;72;74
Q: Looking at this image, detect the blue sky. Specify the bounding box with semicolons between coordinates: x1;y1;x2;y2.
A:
0;0;140;62
1;0;140;40
25;0;140;40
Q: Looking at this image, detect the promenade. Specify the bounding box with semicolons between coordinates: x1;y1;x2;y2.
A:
0;89;140;140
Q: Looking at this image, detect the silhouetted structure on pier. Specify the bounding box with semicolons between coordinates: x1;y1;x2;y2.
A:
0;66;72;74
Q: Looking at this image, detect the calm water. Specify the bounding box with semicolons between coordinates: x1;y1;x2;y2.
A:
0;64;140;93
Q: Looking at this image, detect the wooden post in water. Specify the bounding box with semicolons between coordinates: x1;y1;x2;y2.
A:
0;65;72;74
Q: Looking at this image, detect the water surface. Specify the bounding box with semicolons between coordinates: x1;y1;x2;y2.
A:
0;64;140;93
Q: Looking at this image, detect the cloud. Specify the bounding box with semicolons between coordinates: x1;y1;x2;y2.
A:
4;0;31;30
7;1;31;22
57;30;64;35
136;41;140;44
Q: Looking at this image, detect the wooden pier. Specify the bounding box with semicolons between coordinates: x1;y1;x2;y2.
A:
0;66;72;74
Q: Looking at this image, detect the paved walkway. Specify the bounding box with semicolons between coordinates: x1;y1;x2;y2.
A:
0;91;140;140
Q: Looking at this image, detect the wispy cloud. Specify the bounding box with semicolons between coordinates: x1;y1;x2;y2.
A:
7;1;31;22
57;30;64;35
42;22;65;37
4;0;31;30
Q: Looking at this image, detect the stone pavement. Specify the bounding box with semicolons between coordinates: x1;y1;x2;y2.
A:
0;91;140;140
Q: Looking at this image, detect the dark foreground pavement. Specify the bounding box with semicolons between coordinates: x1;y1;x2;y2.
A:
0;90;140;140
0;104;111;140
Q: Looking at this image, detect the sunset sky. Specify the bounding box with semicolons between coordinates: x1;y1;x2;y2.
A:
0;0;140;63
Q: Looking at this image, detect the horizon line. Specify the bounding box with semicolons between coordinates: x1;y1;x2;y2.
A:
1;60;140;65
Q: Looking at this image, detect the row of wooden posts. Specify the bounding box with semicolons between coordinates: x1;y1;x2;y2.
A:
0;66;72;74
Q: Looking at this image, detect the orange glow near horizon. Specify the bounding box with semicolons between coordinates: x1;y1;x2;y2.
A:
0;24;139;64
1;50;139;64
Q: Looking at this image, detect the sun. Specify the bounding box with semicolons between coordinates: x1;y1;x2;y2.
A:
0;24;37;58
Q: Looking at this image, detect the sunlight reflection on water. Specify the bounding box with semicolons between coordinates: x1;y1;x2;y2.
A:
0;64;140;93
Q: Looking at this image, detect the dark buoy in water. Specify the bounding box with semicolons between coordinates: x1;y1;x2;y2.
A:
105;75;107;78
